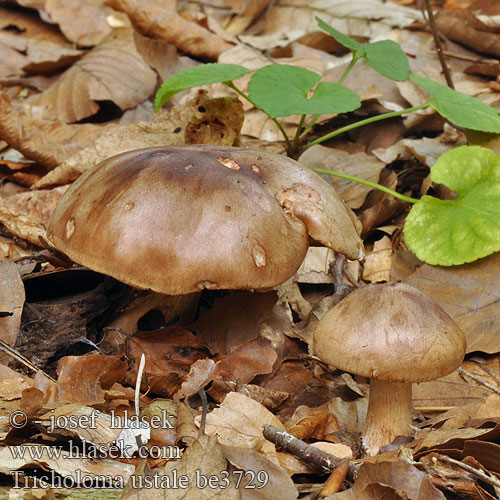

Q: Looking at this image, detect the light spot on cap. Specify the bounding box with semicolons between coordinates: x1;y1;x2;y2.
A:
218;157;241;170
185;163;193;170
124;202;134;211
252;241;267;268
251;165;260;174
66;218;75;239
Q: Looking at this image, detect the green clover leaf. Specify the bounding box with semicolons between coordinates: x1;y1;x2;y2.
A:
410;74;500;133
404;145;500;265
247;65;361;118
154;63;251;112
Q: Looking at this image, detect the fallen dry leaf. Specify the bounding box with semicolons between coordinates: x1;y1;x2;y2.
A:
16;0;115;46
436;9;500;58
108;0;234;60
202;392;284;461
405;252;500;353
126;326;208;397
222;444;299;499
329;459;446;499
55;352;129;405
0;261;24;359
299;145;386;209
35;92;244;187
28;28;156;122
0;186;67;245
121;435;239;499
362;235;393;283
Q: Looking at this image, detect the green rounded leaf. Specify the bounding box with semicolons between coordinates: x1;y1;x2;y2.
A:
316;17;363;53
154;63;251;112
365;40;409;81
247;65;361;118
410;74;500;133
404;145;500;265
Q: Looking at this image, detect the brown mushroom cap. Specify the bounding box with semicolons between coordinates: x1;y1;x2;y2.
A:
314;282;466;382
47;146;362;295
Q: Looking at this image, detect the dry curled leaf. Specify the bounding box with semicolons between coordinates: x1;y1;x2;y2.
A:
35;92;244;187
28;28;156;122
0;93;103;169
108;0;234;60
288;411;340;442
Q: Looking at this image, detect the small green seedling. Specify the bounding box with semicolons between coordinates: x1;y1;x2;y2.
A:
154;18;500;266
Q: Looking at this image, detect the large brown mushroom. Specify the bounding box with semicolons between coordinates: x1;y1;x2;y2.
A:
47;145;363;294
313;282;466;455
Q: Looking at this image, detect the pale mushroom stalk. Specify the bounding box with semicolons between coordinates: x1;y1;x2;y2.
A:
362;380;412;456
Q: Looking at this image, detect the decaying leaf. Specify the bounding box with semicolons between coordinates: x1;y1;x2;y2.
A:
0;261;24;357
16;0;116;47
405;252;500;353
28;28;156;122
108;0;234;60
35;92;244;187
329;460;446;499
0;186;67;245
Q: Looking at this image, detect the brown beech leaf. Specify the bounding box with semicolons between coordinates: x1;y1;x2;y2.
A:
125;326;208;397
121;435;238;499
299;145;386;209
330;460;446;499
28;28;156;122
288;411;340;442
0;262;25;362
0;94;103;169
0;186;67;245
222;444;299;499
0;31;83;75
404;252;500;353
55;352;129;405
202;392;284;459
214;337;278;385
173;358;216;403
17;0;114;47
436;9;500;58
190;291;293;356
35;92;244;187
108;0;234;60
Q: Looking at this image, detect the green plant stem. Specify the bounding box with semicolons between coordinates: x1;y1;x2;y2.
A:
338;54;361;85
312;168;419;204
226;81;292;152
292;114;307;154
304;101;431;150
301;115;320;138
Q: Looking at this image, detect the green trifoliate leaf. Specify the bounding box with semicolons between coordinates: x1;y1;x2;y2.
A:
404;145;500;265
154;63;251;112
410;74;500;133
247;65;361;118
316;17;363;53
365;40;409;81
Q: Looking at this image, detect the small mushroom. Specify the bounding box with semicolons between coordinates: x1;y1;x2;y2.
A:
313;282;466;455
47;145;363;294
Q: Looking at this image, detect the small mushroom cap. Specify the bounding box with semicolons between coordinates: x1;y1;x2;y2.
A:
314;282;466;382
47;146;362;295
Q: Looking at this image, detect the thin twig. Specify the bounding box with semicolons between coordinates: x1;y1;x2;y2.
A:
458;367;500;396
263;424;347;474
437;454;500;490
422;0;454;88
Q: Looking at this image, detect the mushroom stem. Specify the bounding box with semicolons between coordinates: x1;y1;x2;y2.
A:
362;379;413;456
